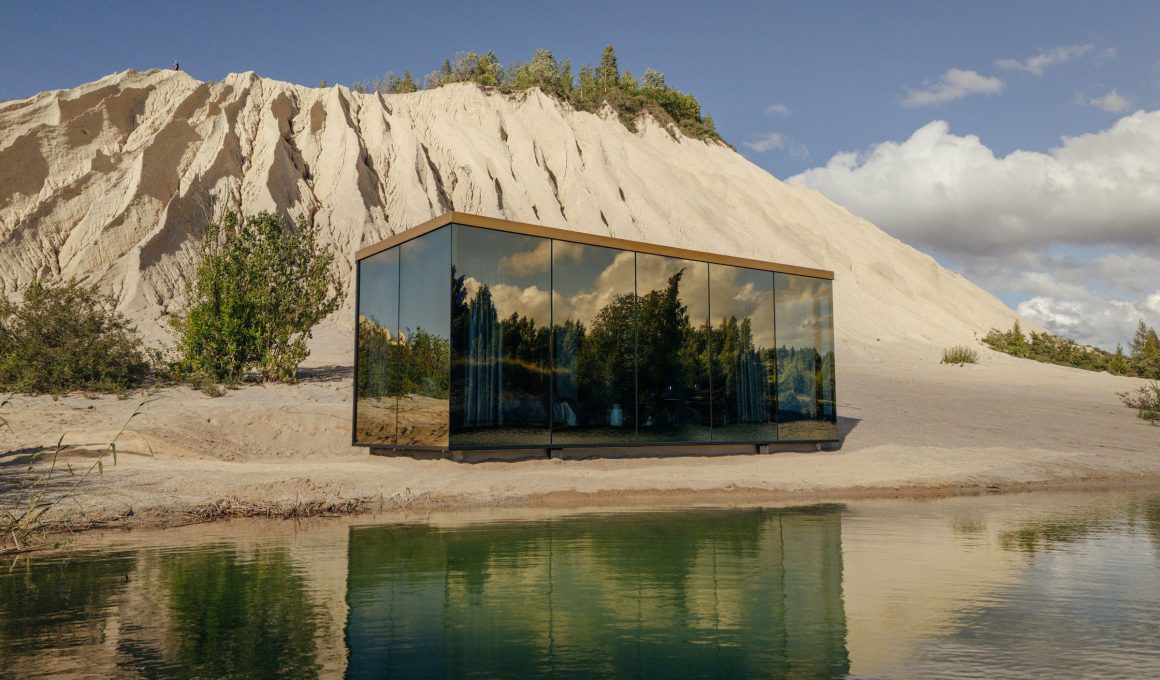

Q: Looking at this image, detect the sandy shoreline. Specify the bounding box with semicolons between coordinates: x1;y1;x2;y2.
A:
3;346;1158;543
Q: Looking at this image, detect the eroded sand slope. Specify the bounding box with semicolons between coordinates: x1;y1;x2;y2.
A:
2;68;1023;355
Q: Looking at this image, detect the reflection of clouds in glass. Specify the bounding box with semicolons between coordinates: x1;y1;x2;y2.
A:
463;276;551;325
553;241;585;266
711;265;775;348
637;254;710;323
776;276;834;350
499;239;586;277
500;239;551;276
554;249;634;326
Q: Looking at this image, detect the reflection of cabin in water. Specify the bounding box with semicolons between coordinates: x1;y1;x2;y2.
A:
354;212;836;457
344;506;850;676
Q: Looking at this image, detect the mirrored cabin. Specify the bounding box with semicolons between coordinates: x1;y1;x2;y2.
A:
354;213;837;453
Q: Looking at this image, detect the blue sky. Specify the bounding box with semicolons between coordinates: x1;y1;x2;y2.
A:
2;1;1158;347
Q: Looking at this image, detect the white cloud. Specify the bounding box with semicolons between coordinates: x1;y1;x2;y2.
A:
1015;287;1158;350
765;103;791;117
790;112;1160;348
901;69;1005;107
743;132;809;160
996;44;1096;76
1088;89;1129;113
791;113;1160;254
743;132;785;152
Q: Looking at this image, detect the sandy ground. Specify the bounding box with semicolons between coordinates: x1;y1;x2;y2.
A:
2;344;1157;538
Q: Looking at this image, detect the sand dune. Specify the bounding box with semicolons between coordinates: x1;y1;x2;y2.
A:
2;68;1025;356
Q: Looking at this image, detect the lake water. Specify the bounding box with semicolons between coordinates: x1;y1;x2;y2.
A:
2;488;1159;678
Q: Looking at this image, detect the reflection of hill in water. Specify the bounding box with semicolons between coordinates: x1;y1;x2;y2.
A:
344;507;849;678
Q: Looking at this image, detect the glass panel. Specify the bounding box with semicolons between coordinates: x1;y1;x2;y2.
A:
709;265;777;441
635;253;711;442
450;226;551;446
551;241;637;444
396;228;451;447
775;274;837;441
354;247;399;446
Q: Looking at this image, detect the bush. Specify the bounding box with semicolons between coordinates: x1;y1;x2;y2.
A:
1119;382;1160;425
411;46;725;144
983;320;1157;376
0;279;150;394
174;211;343;386
941;345;979;365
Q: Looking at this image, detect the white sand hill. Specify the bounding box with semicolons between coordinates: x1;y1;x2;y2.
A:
1;68;1023;356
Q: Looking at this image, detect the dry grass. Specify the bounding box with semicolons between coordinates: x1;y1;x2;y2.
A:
1;391;164;554
942;345;979;365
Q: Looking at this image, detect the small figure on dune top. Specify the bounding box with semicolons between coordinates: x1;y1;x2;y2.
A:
173;61;180;71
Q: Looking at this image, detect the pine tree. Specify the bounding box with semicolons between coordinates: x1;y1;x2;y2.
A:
597;45;619;91
1129;320;1160;378
398;71;418;93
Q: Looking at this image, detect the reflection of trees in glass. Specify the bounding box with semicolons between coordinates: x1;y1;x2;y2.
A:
162;548;320;679
776;346;835;421
634;270;710;429
567;294;636;427
356;317;395;400
452;270;550;428
357;317;448;400
441;245;836;440
711;316;771;425
398;327;450;398
774;276;836;431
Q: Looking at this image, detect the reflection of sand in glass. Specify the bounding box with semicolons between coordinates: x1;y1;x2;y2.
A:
344;507;849;678
355;247;399;446
450;226;551;446
396;228;451;447
551;242;637;443
709;264;777;441
635;253;712;442
775;274;837;441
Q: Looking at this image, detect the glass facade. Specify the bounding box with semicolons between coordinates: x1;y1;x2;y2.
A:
635;254;712;442
709;264;778;441
450;226;551;446
551;243;637;444
355;220;837;449
354;246;399;446
774;274;837;441
396;227;451;447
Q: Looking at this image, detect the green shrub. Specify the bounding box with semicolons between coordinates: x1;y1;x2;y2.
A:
408;46;725;144
173;211;343;386
941;345;979;365
1118;382;1160;425
0;279;149;394
983;319;1160;377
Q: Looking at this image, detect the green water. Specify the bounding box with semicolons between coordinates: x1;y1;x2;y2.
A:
2;489;1160;678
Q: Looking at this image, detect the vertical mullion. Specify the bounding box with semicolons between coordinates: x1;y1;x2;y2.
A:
707;262;713;441
771;272;778;441
352;259;361;446
633;252;639;443
393;247;400;448
548;238;555;447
